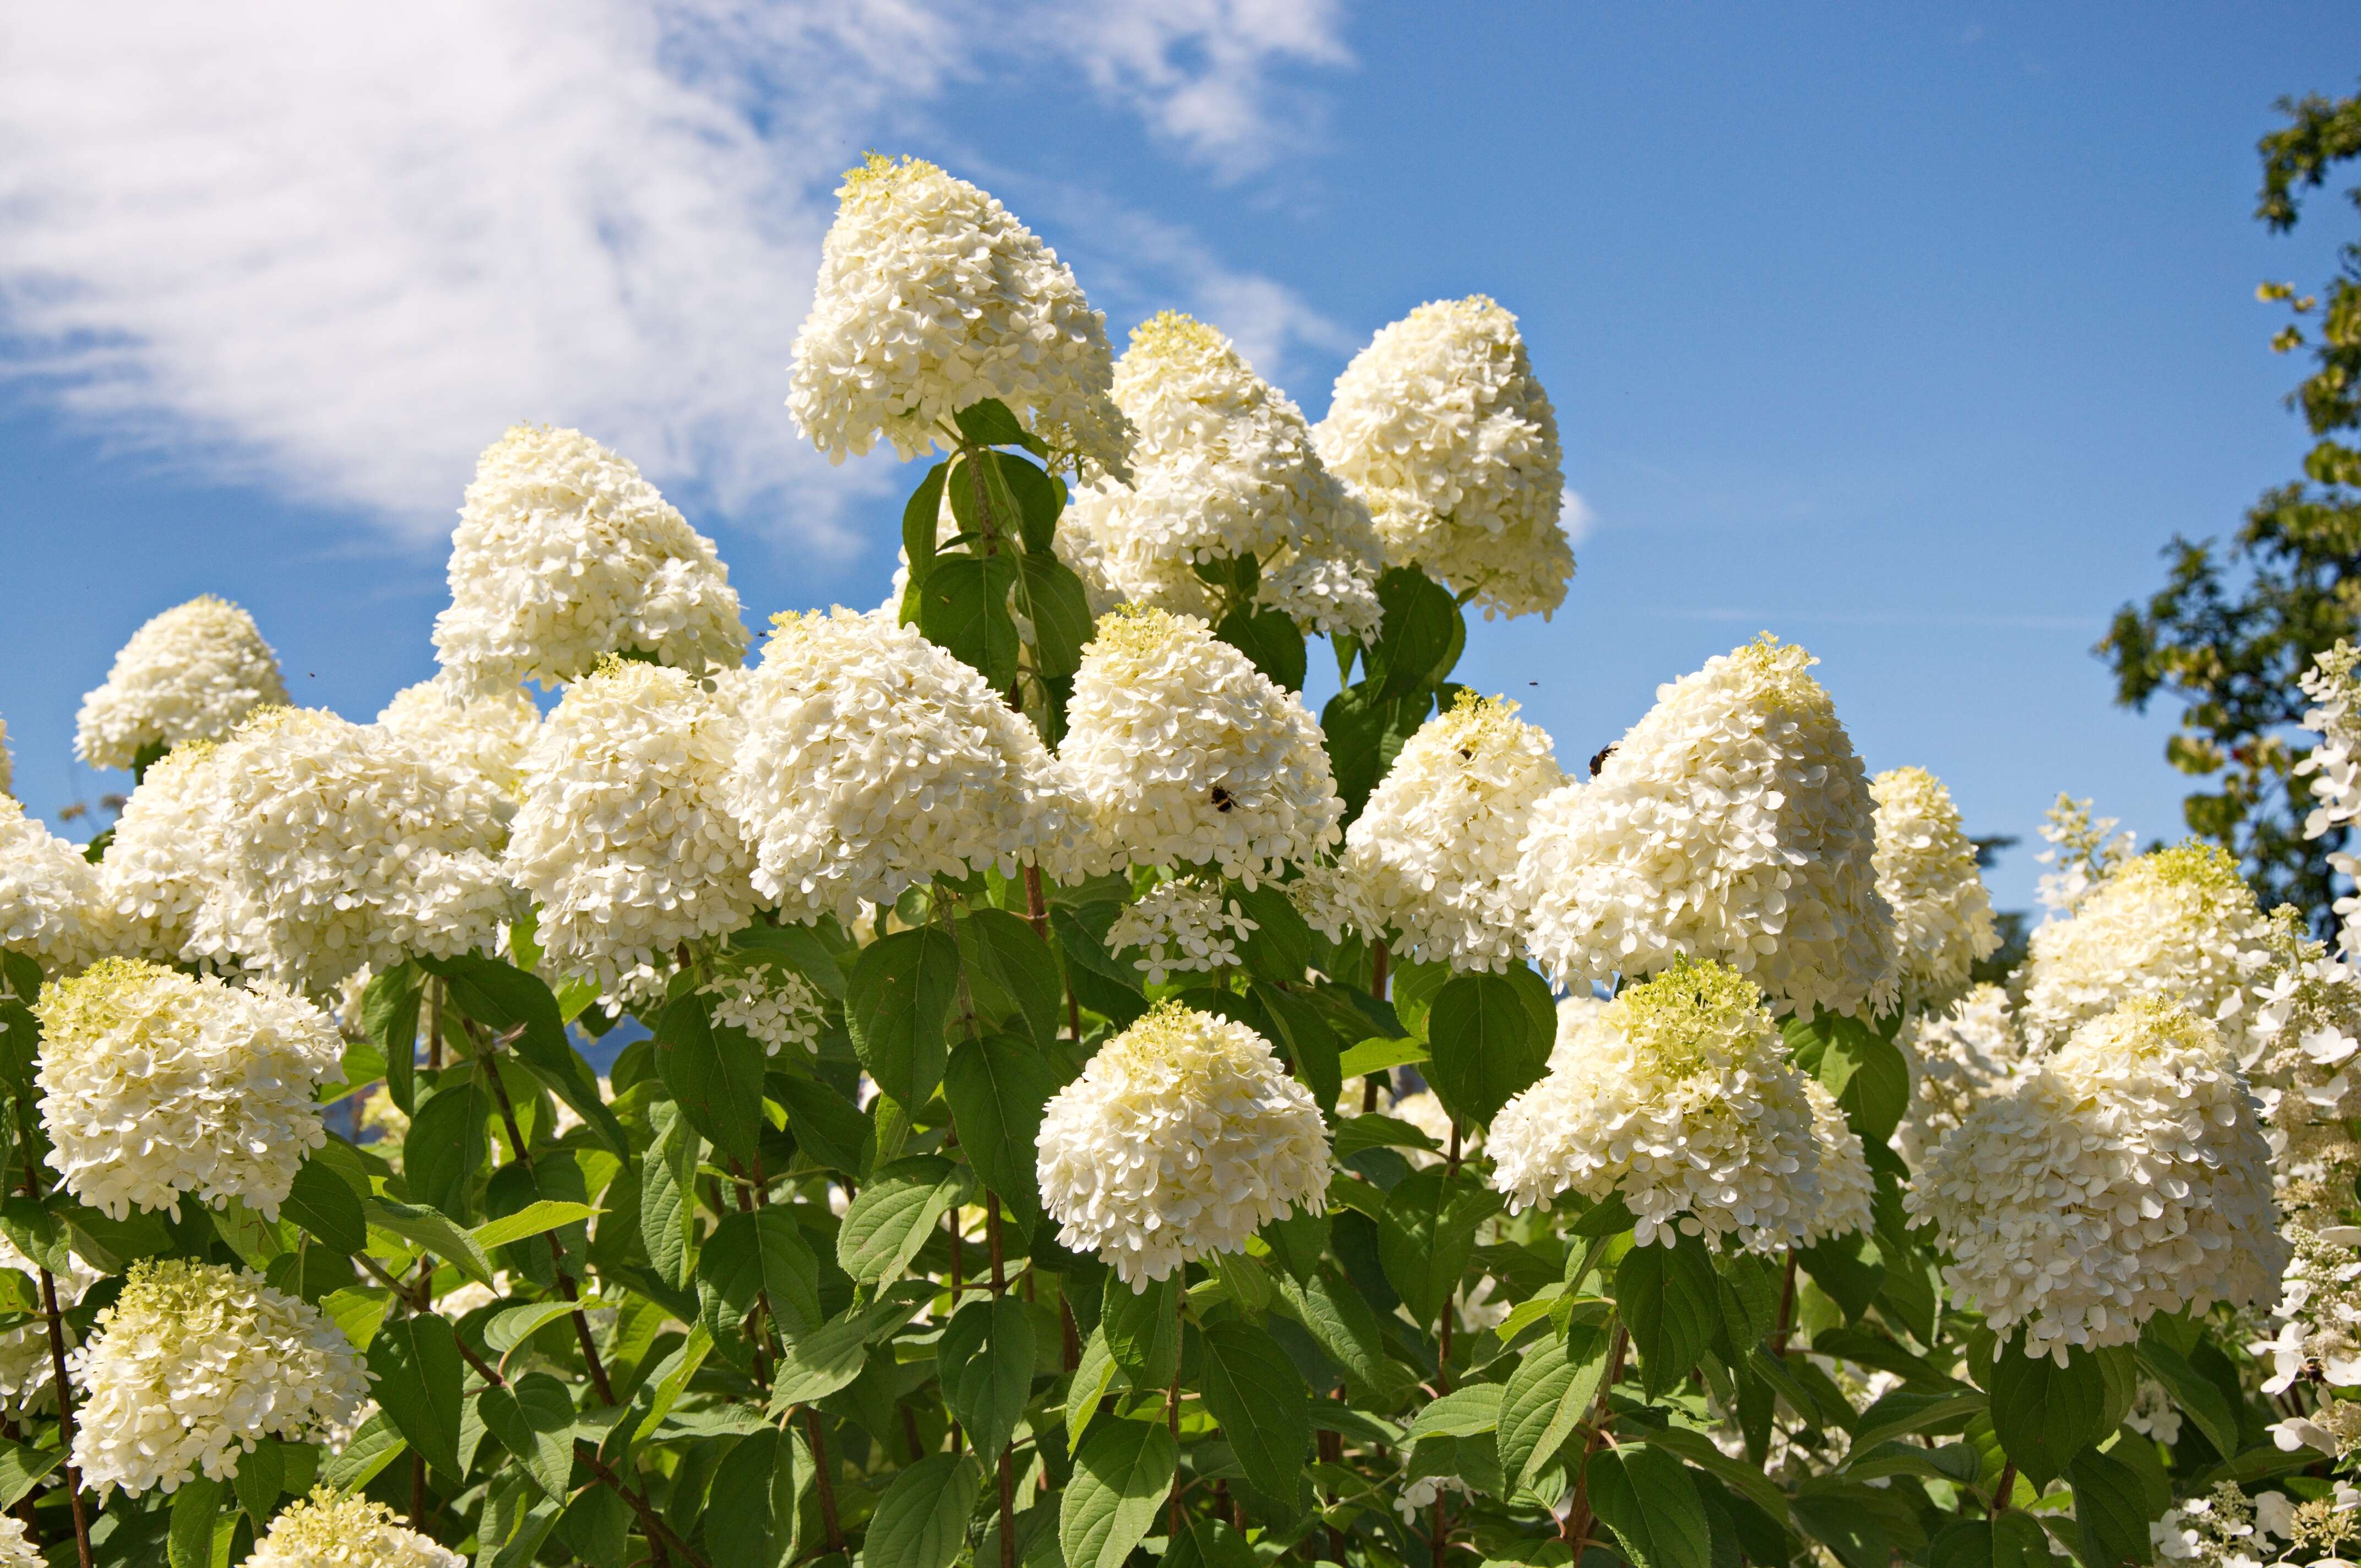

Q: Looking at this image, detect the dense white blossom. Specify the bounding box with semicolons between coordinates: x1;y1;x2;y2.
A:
2300;641;2361;953
2020;841;2277;1056
1060;608;1342;884
34;959;344;1220
509;660;757;989
727;609;1096;921
700;960;826;1057
431;425;748;694
1062;312;1384;639
377;676;542;798
1487;960;1822;1252
0;1517;34;1568
1516;635;1897;1019
209;707;515;996
1347;693;1564;972
788;154;1133;478
1287;861;1380;945
1037;1003;1331;1285
74;596;287;771
1894;984;2022;1168
1314;296;1572;620
1801;1077;1874;1243
1105;877;1256;984
1870;766;1999;1013
246;1488;466;1568
0;796;102;974
1908;998;2283;1362
92;741;234;967
69;1259;369;1495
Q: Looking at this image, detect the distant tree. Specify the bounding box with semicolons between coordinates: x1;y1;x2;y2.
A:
2099;84;2361;929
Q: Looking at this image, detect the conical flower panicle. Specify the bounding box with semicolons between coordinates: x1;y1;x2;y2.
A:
1871;765;2000;1015
74;595;287;770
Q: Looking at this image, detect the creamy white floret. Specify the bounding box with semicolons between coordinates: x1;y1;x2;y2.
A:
74;596;287;771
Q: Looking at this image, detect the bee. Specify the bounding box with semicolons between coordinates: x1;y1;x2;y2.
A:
1210;785;1234;813
1589;743;1617;778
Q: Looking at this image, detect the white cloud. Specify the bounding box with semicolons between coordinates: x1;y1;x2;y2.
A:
0;2;1351;551
1562;488;1599;546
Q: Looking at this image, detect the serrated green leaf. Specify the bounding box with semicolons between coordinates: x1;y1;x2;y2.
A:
837;1156;966;1284
1618;1231;1718;1397
1195;1320;1310;1501
941;1294;1036;1461
473;1200;601;1253
1588;1445;1712;1568
1498;1326;1608;1488
1426;971;1549;1129
846;926;960;1109
869;1453;985;1568
1988;1339;2110;1490
479;1371;576;1499
944;1032;1056;1229
640;1098;700;1290
1060;1418;1177;1568
366;1311;464;1479
656;984;765;1163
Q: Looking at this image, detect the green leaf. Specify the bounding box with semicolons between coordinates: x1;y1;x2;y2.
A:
955;399;1031;449
1020;554;1096;679
1195;1320;1311;1501
640;1098;701;1289
418;952;625;1154
361;962;423;1114
1335;1037;1429;1078
2137;1338;2240;1461
1060;1418;1178;1568
2069;1448;2155;1568
920;553;1022;690
404;1078;488;1221
704;1428;801;1568
1498;1326;1609;1488
629;1326;713;1444
939;1295;1036;1461
474;1200;602;1252
169;1478;222;1568
1364;568;1459;700
319;1411;406;1491
366;1311;464;1478
1102;1272;1182;1390
1618;1231;1719;1397
847;926;961;1108
944;1033;1057;1228
771;1077;869;1174
656;983;766;1163
1380;1166;1499;1324
700;1209;824;1364
998;453;1064;550
479;1371;576;1499
1067;1327;1125;1453
0;1439;58;1510
1231;884;1314;986
958;908;1065;1048
1988;1338;2110;1490
766;1288;930;1411
839;1156;966;1284
1783;1012;1909;1142
281;1156;368;1255
485;1301;578;1360
1426;971;1549;1129
902;461;950;603
366;1197;496;1286
869;1453;984;1568
1248;979;1340;1109
1797;1227;1885;1321
1587;1445;1713;1568
1622;1423;1793;1524
1321;683;1432;823
1849;1388;1987;1451
1274;1265;1411;1404
1216;606;1308;692
1405;1382;1504;1440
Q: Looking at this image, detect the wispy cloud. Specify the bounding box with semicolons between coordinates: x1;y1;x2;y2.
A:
0;2;1352;549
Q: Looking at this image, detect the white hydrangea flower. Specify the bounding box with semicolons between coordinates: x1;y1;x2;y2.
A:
69;1259;369;1495
0;796;102;975
209;707;516;997
700;960;826;1057
2243;908;2361;1185
73;596;287;771
1487;960;1822;1252
1516;635;1897;1020
2033;793;2137;916
509;659;757;989
34;959;345;1221
93;741;235;967
1893;983;2022;1168
1286;861;1380;945
0;1516;35;1568
246;1487;465;1568
1037;1002;1332;1286
2300;641;2361;954
1801;1077;1874;1244
377;676;542;799
1106;878;1256;984
2125;1378;2186;1446
0;1233;101;1418
431;424;748;695
787;154;1133;479
1062;312;1384;639
1346;693;1565;973
2019;841;2277;1057
726;609;1098;922
1314;295;1572;620
1059;607;1343;885
1907;998;2284;1362
1870;766;1999;1014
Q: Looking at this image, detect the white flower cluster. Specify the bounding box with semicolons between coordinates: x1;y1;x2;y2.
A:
1315;296;1572;620
2255;1225;2361;1396
207;707;516;996
1060;608;1342;884
788;155;1133;478
2248;908;2361;1175
2300;641;2361;954
0;1234;100;1417
1908;998;2283;1362
701;960;826;1056
1802;1077;1875;1244
1517;635;1897;1020
1893;983;2022;1168
2033;793;2136;915
93;742;233;966
509;659;757;989
0;796;102;974
34;959;344;1220
1869;766;1999;1013
1286;861;1380;945
0;1517;34;1568
1037;1003;1331;1286
74;596;287;771
1488;960;1822;1252
1347;693;1564;973
2019;841;2276;1056
2154;1482;2361;1568
729;609;1096;922
2271;1395;2361;1460
69;1259;369;1495
1061;312;1384;639
377;676;542;799
246;1488;466;1568
1105;877;1257;984
431;425;748;694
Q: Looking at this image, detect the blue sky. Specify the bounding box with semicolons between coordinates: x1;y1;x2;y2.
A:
4;4;2358;915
